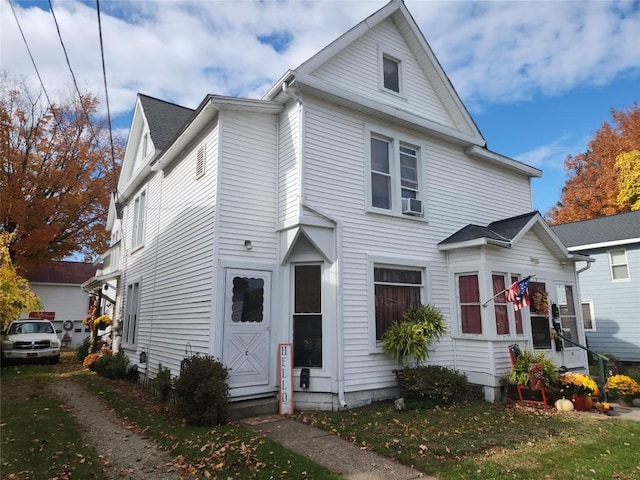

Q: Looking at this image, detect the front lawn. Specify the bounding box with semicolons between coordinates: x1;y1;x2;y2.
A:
297;399;640;480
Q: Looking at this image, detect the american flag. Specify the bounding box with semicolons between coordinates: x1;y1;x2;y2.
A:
506;276;531;311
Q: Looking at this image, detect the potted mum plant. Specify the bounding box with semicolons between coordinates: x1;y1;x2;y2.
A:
605;374;640;407
560;372;598;411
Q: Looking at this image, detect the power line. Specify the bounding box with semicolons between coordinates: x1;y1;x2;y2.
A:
48;0;100;146
96;0;120;196
8;0;62;129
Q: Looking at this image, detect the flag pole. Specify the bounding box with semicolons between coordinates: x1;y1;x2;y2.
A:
481;273;536;308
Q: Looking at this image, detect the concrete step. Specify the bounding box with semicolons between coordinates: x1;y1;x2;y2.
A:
228;397;279;421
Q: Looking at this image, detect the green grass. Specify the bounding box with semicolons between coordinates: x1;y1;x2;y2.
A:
296;400;640;480
1;376;107;480
78;374;344;479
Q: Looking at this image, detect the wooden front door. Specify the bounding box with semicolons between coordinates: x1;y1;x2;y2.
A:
222;269;271;389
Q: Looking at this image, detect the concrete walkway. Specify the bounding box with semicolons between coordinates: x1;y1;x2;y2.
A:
244;402;640;480
244;415;432;480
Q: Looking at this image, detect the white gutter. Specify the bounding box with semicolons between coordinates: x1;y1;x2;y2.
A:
282;82;347;409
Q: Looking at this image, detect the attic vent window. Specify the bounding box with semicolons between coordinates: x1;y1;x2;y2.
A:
383;56;400;92
196;145;205;178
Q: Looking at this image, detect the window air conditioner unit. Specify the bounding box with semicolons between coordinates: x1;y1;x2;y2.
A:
402;198;423;216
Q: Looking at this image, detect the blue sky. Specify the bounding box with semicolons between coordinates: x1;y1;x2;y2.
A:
2;0;639;216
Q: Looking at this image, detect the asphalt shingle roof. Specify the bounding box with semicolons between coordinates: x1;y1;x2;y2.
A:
439;212;538;245
26;261;98;285
138;94;194;152
551;211;640;248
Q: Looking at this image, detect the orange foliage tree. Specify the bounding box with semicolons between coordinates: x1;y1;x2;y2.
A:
0;75;122;272
546;103;640;225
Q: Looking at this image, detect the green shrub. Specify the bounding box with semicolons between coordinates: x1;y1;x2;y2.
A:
398;365;468;405
381;304;447;366
174;356;229;426
508;349;558;387
76;337;91;361
91;351;130;380
152;363;173;401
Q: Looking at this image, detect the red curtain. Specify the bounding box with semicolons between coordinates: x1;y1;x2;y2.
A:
459;275;481;334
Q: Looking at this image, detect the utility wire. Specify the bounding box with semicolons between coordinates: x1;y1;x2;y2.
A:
8;0;62;129
48;0;100;147
96;0;120;196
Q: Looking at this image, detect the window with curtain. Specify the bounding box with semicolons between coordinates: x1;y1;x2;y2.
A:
458;274;481;334
492;274;509;335
511;275;524;335
374;267;422;340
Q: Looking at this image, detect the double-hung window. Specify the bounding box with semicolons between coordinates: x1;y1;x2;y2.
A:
132;191;146;249
293;265;323;368
609;249;629;280
458;274;481;334
374;266;422;341
123;281;140;346
368;131;423;217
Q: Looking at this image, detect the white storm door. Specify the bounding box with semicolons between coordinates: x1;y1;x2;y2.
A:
223;269;271;388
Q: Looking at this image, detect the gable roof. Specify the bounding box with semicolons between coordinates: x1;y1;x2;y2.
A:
551;211;640;250
438;211;590;262
138;94;194;152
26;261;98;285
262;0;540;179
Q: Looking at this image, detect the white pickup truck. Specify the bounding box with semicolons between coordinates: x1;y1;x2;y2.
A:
1;319;61;365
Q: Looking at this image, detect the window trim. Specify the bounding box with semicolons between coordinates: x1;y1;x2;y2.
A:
365;125;425;220
378;44;406;97
367;255;430;353
609;248;630;281
457;272;482;335
123;280;141;348
131;190;147;250
292;263;323;369
581;300;596;332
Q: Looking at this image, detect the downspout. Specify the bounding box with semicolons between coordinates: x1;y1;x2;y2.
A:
282;81;347;409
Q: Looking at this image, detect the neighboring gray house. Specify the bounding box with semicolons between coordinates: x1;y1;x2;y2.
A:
86;0;592;409
552;211;640;362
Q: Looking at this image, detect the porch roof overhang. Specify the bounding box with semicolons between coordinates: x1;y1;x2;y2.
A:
81;270;120;293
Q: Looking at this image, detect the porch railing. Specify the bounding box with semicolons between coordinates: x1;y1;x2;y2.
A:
555;332;609;402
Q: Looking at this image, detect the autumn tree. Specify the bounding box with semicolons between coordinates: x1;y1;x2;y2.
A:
0;74;122;272
0;232;41;326
546;103;640;224
615;150;640;211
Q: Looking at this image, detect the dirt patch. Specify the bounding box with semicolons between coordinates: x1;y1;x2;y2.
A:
49;378;183;480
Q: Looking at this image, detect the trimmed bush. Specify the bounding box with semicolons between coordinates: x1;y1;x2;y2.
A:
152;363;173;401
91;351;130;380
398;365;468;405
174;356;229;426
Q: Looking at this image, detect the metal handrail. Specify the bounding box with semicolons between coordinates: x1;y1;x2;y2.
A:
556;332;609;402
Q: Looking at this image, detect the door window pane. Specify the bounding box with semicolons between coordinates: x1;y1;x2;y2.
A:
529;281;550;348
231;277;264;323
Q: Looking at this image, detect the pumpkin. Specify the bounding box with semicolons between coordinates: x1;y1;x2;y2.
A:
555;398;575;412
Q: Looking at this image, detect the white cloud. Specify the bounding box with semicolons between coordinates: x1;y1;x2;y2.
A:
1;0;638;120
515;135;589;171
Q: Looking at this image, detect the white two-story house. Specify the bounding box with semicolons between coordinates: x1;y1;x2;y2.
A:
90;0;591;409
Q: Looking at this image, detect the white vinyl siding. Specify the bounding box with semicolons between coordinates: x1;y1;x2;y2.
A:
278;102;300;224
310;18;464;132
217;111;278;260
